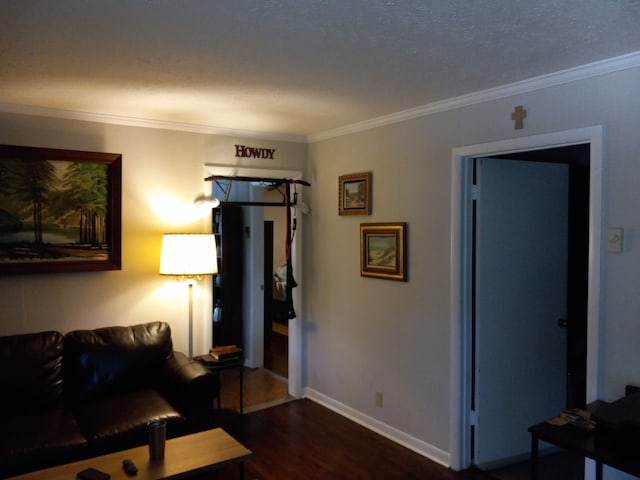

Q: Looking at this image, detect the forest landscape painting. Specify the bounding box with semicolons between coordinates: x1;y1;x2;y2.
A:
0;145;121;274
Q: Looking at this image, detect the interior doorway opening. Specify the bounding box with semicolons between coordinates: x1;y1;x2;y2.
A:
263;188;291;380
205;164;305;400
470;150;583;473
449;127;603;473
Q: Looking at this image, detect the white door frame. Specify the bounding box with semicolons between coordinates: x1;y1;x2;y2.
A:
449;126;604;470
204;164;304;399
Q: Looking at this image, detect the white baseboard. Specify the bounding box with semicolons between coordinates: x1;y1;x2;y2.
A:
303;387;450;468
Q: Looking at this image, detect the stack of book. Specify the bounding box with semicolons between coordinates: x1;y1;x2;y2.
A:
209;344;243;361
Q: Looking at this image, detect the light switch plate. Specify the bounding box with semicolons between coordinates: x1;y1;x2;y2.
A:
606;227;624;253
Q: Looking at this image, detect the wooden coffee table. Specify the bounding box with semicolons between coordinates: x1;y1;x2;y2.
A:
7;428;252;480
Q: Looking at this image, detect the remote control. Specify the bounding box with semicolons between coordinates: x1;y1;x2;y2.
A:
122;459;138;476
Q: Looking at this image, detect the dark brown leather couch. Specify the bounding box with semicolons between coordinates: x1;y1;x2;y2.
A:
0;321;220;478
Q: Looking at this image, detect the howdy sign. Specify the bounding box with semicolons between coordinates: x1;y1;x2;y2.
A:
235;144;276;159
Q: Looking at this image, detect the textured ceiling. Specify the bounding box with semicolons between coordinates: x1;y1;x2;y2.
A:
1;0;640;139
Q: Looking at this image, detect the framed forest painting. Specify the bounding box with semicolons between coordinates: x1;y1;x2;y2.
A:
0;145;122;274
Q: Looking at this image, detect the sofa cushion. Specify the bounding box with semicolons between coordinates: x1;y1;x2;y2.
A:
63;322;173;405
0;330;64;413
0;408;87;477
73;388;184;455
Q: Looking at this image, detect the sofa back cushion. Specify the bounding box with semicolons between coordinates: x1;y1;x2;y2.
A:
63;321;173;405
0;330;64;413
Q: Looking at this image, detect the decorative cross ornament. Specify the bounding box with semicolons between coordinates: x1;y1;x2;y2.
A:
511;105;527;130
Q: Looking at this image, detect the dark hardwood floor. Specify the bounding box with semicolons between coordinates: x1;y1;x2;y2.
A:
216;399;494;480
213;329;574;479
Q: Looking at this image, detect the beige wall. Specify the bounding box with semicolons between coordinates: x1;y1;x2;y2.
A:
306;66;640;462
0;113;306;358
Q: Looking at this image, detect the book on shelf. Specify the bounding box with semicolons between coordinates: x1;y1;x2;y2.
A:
209;344;243;360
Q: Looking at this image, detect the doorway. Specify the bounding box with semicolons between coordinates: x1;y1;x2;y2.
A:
205;164;304;400
263;193;290;379
472;151;582;471
449;127;604;472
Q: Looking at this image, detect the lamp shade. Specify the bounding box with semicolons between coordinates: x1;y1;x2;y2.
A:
159;234;218;277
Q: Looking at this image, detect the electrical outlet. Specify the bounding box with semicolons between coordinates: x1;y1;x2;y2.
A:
375;391;383;407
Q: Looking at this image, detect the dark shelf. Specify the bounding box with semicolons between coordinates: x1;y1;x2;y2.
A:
212;206;244;347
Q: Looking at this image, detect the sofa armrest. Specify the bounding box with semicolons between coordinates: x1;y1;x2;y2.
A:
161;352;219;421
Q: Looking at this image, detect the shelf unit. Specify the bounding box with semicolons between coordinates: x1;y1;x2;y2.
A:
212;205;244;347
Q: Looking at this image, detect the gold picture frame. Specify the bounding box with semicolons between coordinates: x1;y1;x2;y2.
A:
339;172;371;215
360;222;407;281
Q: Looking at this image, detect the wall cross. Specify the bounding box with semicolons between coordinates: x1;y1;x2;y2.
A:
511;105;527;130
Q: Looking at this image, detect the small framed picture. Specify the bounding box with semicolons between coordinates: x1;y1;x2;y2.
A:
339;172;371;215
360;222;407;281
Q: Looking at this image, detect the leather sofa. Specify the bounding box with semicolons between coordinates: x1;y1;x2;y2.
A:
0;321;220;478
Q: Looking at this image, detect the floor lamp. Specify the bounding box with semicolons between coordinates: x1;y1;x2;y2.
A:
159;233;218;358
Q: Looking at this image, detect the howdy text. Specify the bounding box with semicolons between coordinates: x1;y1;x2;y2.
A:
235;144;276;159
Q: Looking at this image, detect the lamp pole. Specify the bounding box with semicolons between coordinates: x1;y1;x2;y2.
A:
188;281;194;358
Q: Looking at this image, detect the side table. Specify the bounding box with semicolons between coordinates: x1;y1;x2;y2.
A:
529;420;640;480
194;354;244;415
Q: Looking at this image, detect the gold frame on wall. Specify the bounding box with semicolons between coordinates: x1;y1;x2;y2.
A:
339;172;371;215
360;222;407;281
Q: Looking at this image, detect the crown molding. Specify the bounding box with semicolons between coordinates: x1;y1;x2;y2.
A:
307;50;640;143
2;51;639;145
0;103;307;144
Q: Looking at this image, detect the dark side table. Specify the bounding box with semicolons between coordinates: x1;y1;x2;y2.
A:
529;420;640;480
194;354;244;415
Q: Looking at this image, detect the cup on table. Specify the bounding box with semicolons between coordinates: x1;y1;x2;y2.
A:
148;420;166;460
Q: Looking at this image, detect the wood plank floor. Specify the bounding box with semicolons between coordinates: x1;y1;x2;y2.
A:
213;333;574;479
263;330;288;378
218;366;291;413
217;328;291;413
216;398;494;480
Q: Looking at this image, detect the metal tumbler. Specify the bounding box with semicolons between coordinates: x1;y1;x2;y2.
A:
148;420;166;460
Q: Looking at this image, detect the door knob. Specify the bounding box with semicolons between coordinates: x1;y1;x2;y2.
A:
558;318;568;328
